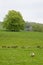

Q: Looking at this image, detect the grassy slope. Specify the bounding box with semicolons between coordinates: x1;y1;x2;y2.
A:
0;31;43;65
0;31;43;46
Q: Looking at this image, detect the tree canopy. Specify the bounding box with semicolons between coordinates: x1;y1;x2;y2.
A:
3;10;25;31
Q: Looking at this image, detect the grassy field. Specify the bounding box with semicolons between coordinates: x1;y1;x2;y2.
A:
0;31;43;65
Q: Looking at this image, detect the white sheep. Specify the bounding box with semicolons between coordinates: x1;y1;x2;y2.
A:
30;52;35;57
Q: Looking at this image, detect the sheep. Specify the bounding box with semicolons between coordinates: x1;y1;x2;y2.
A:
2;46;6;48
7;46;10;48
37;45;40;48
11;46;18;48
30;52;35;57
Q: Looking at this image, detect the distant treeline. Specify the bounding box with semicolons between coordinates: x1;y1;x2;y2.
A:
25;22;43;32
0;22;43;32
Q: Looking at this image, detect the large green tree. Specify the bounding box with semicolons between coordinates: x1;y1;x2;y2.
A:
3;10;25;31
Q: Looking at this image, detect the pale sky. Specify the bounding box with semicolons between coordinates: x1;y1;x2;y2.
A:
0;0;43;23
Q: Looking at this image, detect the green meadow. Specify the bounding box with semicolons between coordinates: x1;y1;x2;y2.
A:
0;31;43;65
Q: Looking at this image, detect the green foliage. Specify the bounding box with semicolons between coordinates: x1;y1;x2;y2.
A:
31;23;43;32
25;22;43;32
3;10;25;31
0;22;3;30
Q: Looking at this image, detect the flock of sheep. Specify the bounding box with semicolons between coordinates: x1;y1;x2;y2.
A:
1;45;42;57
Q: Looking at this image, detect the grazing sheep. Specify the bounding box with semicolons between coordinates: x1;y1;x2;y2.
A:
30;52;35;57
2;46;6;48
37;45;40;48
11;46;18;48
7;46;10;48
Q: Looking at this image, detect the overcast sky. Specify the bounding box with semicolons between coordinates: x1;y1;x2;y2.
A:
0;0;43;23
